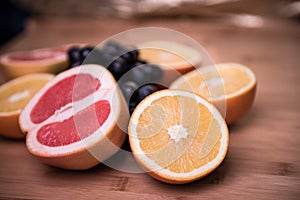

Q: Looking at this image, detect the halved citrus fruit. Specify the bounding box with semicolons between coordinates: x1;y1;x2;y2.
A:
19;64;128;170
128;89;229;184
137;41;201;86
0;73;54;139
170;63;257;124
0;45;70;79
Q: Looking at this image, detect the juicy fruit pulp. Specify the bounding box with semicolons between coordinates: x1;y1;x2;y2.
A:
129;90;229;184
0;73;54;139
0;46;69;78
37;100;110;147
170;63;257;124
20;65;127;170
30;74;100;124
0;76;52;113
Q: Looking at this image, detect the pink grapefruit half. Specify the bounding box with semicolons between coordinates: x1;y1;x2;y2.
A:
0;45;74;79
19;64;128;170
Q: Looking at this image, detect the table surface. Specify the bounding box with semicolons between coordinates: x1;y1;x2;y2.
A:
0;16;299;200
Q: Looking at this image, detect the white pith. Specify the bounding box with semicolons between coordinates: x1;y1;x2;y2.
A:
129;90;229;179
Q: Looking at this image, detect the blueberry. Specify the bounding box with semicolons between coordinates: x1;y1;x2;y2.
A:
130;84;166;107
83;48;110;66
103;41;124;57
107;57;130;80
142;64;163;82
67;46;82;62
80;46;94;59
126;65;149;85
69;60;82;68
120;81;138;102
136;59;147;64
120;51;136;64
129;101;137;115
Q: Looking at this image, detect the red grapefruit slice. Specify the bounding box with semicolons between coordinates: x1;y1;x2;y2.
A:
0;45;70;79
19;64;128;170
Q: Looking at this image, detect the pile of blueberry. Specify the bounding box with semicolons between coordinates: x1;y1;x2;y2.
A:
67;41;167;114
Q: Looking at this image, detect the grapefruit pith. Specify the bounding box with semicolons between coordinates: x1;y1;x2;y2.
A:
19;64;128;170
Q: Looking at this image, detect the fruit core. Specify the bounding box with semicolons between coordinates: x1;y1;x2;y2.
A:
167;125;188;143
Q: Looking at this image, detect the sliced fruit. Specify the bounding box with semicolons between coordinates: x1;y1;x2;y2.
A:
170;63;257;124
137;41;202;86
0;73;54;139
19;64;128;170
128;89;229;184
0;45;70;79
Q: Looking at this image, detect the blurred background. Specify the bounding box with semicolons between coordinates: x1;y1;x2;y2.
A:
1;0;299;46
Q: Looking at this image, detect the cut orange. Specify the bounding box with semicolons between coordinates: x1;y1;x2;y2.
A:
0;73;54;139
128;89;229;184
170;63;257;124
137;41;201;86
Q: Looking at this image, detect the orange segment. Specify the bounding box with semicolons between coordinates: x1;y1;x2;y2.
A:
170;63;257;124
0;73;54;139
128;90;229;184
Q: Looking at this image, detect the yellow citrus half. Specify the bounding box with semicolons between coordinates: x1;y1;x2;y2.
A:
138;41;201;86
0;73;54;139
170;63;257;124
128;89;229;184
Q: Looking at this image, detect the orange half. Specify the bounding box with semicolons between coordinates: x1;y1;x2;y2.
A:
138;41;202;86
0;73;54;138
128;89;229;184
170;63;257;124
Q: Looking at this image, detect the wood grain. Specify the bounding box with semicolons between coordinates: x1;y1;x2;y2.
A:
0;17;299;199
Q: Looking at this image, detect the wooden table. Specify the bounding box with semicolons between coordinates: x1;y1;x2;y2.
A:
0;16;299;199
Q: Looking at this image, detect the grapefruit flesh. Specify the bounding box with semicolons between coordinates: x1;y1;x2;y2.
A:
20;65;127;170
37;100;110;147
30;74;100;124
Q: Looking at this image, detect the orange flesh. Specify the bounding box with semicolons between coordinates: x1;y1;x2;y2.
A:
139;49;186;66
137;96;221;173
176;67;251;99
0;79;50;112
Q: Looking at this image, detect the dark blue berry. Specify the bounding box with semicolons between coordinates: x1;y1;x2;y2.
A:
69;60;82;68
80;46;94;59
68;46;82;62
120;51;136;64
126;65;149;85
130;84;167;108
120;81;138;102
142;64;163;82
107;57;130;80
103;41;124;57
